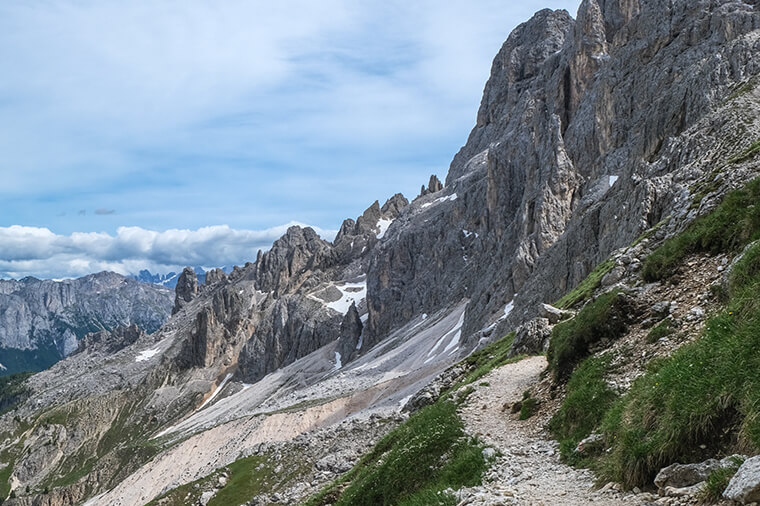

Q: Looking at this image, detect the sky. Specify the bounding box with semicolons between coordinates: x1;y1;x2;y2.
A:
0;0;581;280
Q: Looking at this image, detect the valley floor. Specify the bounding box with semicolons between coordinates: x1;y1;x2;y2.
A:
456;356;646;505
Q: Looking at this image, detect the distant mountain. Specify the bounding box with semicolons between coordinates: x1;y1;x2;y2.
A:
0;271;173;376
131;266;232;288
132;269;183;288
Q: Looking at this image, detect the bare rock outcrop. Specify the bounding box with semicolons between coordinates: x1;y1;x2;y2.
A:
173;267;199;315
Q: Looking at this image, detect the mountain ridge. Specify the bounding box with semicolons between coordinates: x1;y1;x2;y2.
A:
3;1;760;504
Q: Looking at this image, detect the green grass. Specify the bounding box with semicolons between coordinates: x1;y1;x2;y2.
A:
643;178;760;282
700;456;744;502
306;400;488;506
555;258;615;310
600;240;760;488
547;290;629;381
146;454;290;506
646;319;674;343
549;356;617;465
519;396;538;421
728;139;760;164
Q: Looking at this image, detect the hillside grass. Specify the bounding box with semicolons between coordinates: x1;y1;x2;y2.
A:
643;178;760;281
600;240;760;487
305;399;488;506
547;290;628;381
554;258;615;310
545;178;760;488
549;356;617;464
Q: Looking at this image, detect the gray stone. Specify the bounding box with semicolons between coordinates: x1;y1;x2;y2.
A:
725;455;760;504
656;456;745;491
509;318;552;357
651;301;672;318
538;303;570;324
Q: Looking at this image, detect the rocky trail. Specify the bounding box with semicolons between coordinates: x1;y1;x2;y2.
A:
456;356;647;506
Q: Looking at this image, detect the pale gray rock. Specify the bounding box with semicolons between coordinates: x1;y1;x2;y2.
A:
539;303;571;324
509;318;552;357
725;455;760;504
656;455;745;490
75;324;144;355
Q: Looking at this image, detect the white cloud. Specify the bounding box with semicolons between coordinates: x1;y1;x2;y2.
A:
0;0;580;203
0;223;337;280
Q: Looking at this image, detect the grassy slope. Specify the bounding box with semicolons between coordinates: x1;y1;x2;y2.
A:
548;177;760;489
305;332;523;506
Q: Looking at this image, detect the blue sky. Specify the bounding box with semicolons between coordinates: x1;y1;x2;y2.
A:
0;0;580;279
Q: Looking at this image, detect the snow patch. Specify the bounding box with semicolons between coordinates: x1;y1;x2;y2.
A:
462;229;479;239
135;347;161;362
334;352;342;370
326;281;367;315
609;175;619;187
421;193;458;209
427;310;466;360
375;218;393;239
0;363;6;371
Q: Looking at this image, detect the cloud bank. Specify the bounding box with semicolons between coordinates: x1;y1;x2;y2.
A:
0;224;337;280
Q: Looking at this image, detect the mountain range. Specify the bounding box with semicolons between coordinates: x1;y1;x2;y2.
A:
3;1;760;504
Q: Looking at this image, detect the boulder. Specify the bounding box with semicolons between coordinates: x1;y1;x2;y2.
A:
539;303;571;324
724;455;760;504
655;455;745;491
509;318;551;357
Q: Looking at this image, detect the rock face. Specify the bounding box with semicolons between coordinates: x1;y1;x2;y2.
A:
0;272;173;375
509;318;552;357
366;0;760;348
173;267;199;315
337;303;364;363
75;324;145;355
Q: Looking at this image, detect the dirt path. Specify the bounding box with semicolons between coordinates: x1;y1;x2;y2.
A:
456;356;648;505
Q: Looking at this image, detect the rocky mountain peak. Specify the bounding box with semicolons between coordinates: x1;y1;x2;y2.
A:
381;193;409;217
204;268;227;286
253;225;337;296
173;267;199;315
419;175;444;197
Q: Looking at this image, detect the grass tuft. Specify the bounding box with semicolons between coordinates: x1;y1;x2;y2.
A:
646;319;674;343
700;456;744;502
549;356;617;465
547;291;629;381
555;258;615;310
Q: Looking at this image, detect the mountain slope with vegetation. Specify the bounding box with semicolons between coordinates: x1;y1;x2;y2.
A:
3;1;760;505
